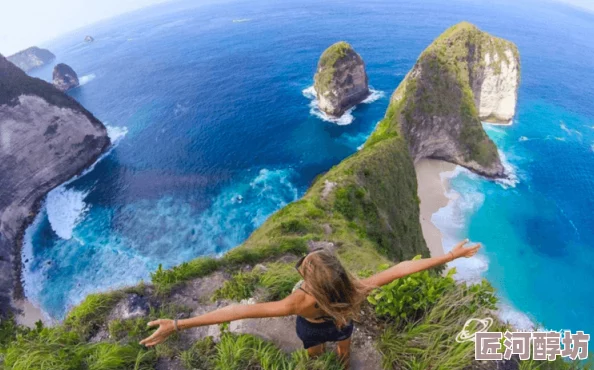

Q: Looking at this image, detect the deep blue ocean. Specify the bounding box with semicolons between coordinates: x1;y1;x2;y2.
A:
24;0;594;336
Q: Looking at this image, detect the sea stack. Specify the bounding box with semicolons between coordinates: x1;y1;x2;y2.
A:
6;46;55;72
0;54;110;316
84;35;95;43
313;42;369;117
53;63;80;91
383;22;520;178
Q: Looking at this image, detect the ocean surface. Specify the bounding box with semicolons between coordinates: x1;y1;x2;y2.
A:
23;0;594;336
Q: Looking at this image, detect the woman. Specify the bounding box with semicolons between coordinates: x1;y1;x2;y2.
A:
140;239;480;367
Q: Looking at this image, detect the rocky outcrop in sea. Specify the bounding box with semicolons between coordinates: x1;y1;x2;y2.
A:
0;54;110;316
84;36;95;43
53;63;80;91
386;22;520;178
313;42;369;117
6;46;55;72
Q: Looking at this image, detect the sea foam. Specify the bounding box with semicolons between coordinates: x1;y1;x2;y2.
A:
432;164;535;330
45;125;127;240
78;73;96;86
302;85;383;125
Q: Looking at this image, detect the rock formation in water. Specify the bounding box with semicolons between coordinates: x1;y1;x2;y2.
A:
0;54;110;316
53;63;80;91
313;41;370;117
6;46;56;72
384;22;520;178
84;36;95;43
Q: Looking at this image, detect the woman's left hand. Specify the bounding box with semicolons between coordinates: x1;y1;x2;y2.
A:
139;319;175;347
451;239;481;259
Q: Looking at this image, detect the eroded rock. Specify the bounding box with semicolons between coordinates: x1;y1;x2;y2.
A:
53;63;79;92
313;42;369;117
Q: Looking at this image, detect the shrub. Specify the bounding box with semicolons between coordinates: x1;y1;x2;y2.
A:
367;256;456;324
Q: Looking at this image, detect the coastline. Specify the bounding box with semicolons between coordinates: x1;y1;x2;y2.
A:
415;159;456;257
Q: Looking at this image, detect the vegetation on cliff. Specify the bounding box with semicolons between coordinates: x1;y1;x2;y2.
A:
314;41;353;94
0;24;587;370
384;22;517;176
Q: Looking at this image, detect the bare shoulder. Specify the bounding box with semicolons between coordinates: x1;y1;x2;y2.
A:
284;289;316;315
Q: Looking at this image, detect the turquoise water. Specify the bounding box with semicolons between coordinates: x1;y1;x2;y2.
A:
22;0;594;337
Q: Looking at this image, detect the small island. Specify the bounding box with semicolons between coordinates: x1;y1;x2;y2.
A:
53;63;80;91
313;41;370;117
6;46;55;72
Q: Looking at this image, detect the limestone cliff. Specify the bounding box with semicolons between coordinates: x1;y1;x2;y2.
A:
313;42;370;117
383;22;520;177
0;54;110;316
53;63;80;91
6;46;56;72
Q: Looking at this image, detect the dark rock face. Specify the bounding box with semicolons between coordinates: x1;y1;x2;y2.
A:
53;63;79;91
6;47;55;72
384;22;520;178
0;54;110;316
313;42;369;117
84;36;94;43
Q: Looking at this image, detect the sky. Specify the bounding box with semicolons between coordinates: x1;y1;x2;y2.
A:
1;0;593;56
0;0;170;55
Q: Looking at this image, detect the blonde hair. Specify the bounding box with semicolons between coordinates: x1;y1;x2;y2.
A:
300;249;373;328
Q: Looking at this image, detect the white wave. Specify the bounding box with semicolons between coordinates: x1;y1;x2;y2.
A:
430;165;536;331
560;121;583;138
233;18;251;23
78;73;96;86
361;88;385;104
21;209;55;324
496;302;536;331
496;150;519;189
519;136;529;142
46;187;90;240
43;125;127;240
302;85;384;126
591;143;594;152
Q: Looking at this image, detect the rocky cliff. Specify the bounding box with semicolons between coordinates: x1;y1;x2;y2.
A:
53;63;80;91
0;54;110;316
6;46;56;72
313;42;370;117
383;22;520;177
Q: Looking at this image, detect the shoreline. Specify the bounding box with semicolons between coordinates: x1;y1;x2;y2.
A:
415;159;456;257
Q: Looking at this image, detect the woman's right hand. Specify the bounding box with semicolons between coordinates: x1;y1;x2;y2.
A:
139;319;176;347
450;239;481;259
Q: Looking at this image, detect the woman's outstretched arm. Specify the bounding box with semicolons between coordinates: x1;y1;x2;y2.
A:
362;239;480;288
140;294;299;347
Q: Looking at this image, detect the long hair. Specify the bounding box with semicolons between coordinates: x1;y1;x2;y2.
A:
300;249;373;328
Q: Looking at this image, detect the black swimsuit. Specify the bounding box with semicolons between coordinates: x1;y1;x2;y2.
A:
294;283;354;349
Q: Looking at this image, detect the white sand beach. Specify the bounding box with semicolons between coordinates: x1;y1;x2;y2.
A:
415;159;456;257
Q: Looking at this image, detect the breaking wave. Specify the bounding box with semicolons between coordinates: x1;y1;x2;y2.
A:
78;73;96;86
302;85;384;125
45;125;127;239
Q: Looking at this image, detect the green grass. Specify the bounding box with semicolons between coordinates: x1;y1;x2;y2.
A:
64;291;125;339
183;333;344;370
313;41;355;97
211;262;301;302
